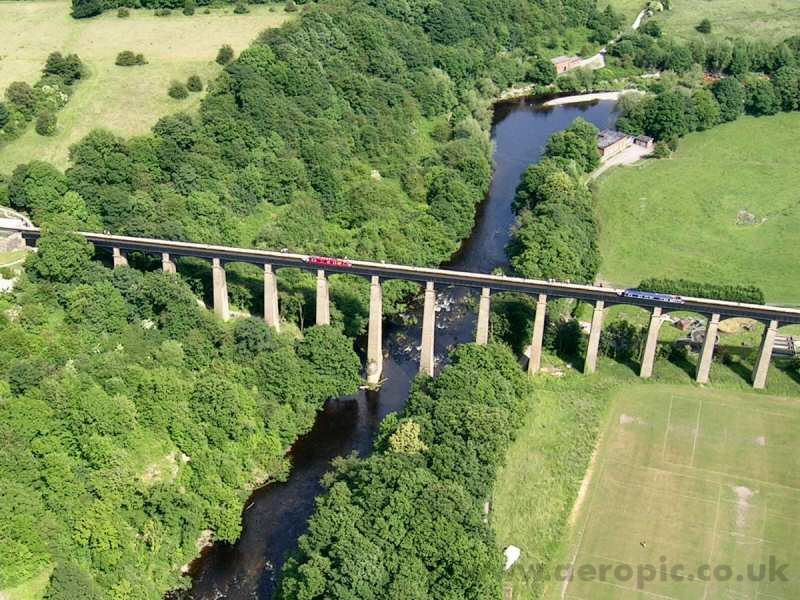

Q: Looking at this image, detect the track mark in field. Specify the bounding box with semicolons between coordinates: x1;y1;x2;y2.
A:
702;486;723;600
662;397;674;462
690;399;703;467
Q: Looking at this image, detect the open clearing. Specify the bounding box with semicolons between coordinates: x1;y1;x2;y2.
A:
595;113;800;305
649;0;800;43
495;377;800;600
0;1;292;171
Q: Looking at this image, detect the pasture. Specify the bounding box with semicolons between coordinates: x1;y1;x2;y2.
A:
0;1;292;171
595;113;800;306
650;0;800;43
494;378;800;600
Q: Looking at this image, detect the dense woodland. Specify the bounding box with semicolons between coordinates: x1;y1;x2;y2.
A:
277;344;533;598
0;0;626;598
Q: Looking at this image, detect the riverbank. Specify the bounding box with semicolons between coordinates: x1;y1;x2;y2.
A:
542;90;630;107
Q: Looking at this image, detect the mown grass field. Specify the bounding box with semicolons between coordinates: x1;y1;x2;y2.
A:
0;1;292;171
494;365;800;600
595;113;800;306
651;0;800;43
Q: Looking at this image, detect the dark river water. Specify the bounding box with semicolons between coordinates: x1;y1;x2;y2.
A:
181;97;619;600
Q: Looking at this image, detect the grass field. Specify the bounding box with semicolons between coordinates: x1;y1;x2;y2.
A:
494;370;800;600
0;1;292;171
650;0;800;43
595;113;800;306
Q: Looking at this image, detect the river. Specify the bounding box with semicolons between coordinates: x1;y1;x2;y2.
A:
181;96;620;600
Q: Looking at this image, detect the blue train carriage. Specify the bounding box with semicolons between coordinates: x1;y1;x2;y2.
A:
619;288;685;304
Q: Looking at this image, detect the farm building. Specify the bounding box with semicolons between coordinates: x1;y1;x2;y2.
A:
551;55;582;74
597;129;632;158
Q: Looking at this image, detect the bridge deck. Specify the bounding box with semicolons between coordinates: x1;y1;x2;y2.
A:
5;226;800;325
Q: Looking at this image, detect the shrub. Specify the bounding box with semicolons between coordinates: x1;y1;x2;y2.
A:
5;82;37;116
182;0;195;15
168;81;188;99
696;18;712;34
233;2;249;13
117;7;129;17
284;0;298;12
215;44;234;65
154;8;171;16
0;102;8;129
35;111;57;136
186;75;203;92
44;52;84;84
652;141;671;158
71;0;103;19
115;51;146;66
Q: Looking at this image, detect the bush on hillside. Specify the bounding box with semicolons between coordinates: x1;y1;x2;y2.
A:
215;44;234;65
233;2;249;13
35;111;57;136
183;0;195;15
186;75;203;92
115;51;146;66
117;7;129;17
284;0;297;11
0;102;9;129
71;0;102;18
43;52;84;85
5;82;37;117
696;18;712;34
168;81;189;99
154;8;171;16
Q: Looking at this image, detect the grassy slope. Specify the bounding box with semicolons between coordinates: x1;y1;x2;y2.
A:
0;1;292;171
595;113;800;305
493;353;800;600
653;0;800;43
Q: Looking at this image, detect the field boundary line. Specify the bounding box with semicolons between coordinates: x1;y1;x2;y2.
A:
662;396;674;462
607;458;800;494
560;456;610;600
690;399;703;468
659;460;800;493
600;472;719;505
702;485;722;600
576;578;680;600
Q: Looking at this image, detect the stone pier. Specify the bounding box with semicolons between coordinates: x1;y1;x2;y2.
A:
161;252;177;274
419;281;436;376
211;258;230;321
316;270;330;326
639;306;663;379
112;247;128;268
263;264;280;331
366;276;383;384
752;319;779;389
695;313;720;384
528;294;547;375
475;287;491;345
584;300;605;375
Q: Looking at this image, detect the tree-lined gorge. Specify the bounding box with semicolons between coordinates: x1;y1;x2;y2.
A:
0;0;625;598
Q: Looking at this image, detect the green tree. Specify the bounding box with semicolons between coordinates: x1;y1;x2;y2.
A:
0;101;9;129
691;89;720;130
527;56;557;85
35;111;57;136
26;229;93;283
712;77;745;122
44;562;102;600
643;90;690;140
5;82;37;117
168;81;189;99
543;118;600;172
71;0;103;19
772;66;800;111
745;78;780;116
216;44;234;65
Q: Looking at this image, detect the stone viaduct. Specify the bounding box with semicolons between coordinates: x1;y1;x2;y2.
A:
8;226;800;390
